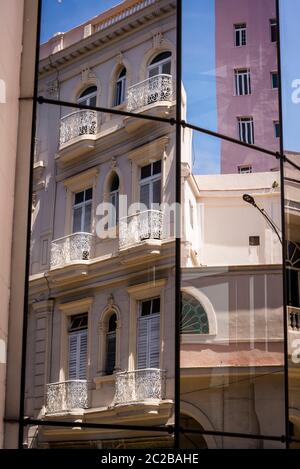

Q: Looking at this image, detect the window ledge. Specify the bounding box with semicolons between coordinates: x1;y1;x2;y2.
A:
181;333;217;344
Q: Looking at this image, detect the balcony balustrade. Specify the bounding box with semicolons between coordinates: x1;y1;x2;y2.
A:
127;74;173;112
59;110;98;148
114;369;166;405
288;306;300;331
50;232;95;269
119;210;163;250
46;380;88;414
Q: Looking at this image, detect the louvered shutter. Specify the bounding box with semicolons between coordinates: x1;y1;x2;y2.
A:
137;314;160;369
79;330;88;379
149;314;160;368
68;330;87;380
137;317;149;369
68;334;78;379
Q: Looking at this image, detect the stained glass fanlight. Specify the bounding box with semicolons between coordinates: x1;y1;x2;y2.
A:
180;292;209;334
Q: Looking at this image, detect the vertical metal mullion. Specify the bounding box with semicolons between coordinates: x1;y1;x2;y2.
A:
18;0;42;449
276;0;290;449
174;0;182;450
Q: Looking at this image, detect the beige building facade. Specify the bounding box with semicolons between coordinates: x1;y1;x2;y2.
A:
1;0;299;450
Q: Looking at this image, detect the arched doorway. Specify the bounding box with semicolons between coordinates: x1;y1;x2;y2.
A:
180;414;208;449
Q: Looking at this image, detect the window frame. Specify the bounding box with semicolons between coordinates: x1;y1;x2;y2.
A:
234;23;247;47
234;68;251;96
147;52;172;78
77;86;97;107
139;160;162;209
237;117;254;145
114;68;126;107
270;18;277;43
72;187;93;234
58;298;93;383
271;71;279;89
238;165;253;174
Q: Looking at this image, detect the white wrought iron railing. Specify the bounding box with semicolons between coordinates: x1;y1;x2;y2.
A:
59;110;98;147
114;369;166;405
127;74;173;112
288;306;300;331
46;380;88;414
119;210;163;249
50;232;95;268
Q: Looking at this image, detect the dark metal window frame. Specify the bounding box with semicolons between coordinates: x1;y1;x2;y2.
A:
16;0;297;449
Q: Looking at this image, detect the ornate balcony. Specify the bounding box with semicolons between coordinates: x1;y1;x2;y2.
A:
119;210;163;250
50;232;95;269
288;306;300;331
127;74;173;112
59;110;98;147
57;110;98;164
46;380;88;414
114;369;166;405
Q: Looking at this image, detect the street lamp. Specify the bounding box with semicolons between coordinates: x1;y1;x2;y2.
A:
243;193;282;244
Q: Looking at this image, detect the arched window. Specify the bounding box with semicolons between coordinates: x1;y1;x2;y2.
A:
77;85;97;106
105;313;116;375
180;292;209;334
147;51;172;78
109;173;119;227
114;67;126;106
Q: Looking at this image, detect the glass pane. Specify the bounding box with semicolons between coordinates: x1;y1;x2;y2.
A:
279;0;300;448
26;100;176;448
72;206;82;233
183;0;280;159
153;179;162;205
84;202;92;233
39;0;176;117
180;130;285;444
140;183;150;208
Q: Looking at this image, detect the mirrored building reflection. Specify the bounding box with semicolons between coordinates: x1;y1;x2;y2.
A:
26;0;177;449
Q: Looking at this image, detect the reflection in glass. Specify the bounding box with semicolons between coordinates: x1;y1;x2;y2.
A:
183;0;280;173
180;128;285;448
25;0;177;449
280;0;300;449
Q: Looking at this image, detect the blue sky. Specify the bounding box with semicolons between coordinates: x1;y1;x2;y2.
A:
40;0;298;172
279;0;300;153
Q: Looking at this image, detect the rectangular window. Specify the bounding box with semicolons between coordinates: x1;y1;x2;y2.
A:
72;188;93;233
140;160;161;208
270;19;277;42
274;121;280;138
234;23;246;47
238;165;252;174
271;71;279;89
238;117;254;144
249;236;260;246
68;313;88;380
137;298;160;369
235;69;251;96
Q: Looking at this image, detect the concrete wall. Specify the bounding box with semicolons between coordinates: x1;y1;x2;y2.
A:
0;0;25;448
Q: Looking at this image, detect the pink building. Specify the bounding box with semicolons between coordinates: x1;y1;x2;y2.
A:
215;0;280;174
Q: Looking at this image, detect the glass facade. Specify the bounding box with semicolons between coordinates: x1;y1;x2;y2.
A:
9;0;300;451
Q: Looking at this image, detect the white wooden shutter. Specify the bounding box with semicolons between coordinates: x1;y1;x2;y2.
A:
68;334;78;379
79;330;88;379
68;330;87;380
137;314;160;369
149;314;160;368
137;318;148;369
